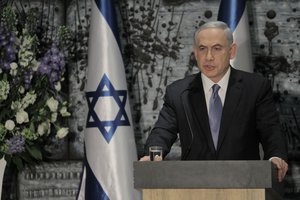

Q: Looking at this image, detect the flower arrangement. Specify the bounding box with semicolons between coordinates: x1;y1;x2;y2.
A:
0;6;72;171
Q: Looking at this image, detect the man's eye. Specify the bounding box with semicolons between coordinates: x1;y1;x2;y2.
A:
213;46;222;51
198;47;206;51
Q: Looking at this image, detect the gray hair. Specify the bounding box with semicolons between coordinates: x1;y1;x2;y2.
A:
194;21;233;46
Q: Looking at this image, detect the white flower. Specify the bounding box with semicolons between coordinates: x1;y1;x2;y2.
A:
60;106;71;117
18;86;25;94
10;62;18;69
19;59;29;67
46;97;59;112
51;112;57;122
54;82;61;91
5;120;15;131
37;124;46;136
0;80;10;101
31;59;39;71
56;127;69;139
18;30;35;68
21;91;37;109
16;110;29;124
9;62;18;76
37;121;50;136
11;101;22;111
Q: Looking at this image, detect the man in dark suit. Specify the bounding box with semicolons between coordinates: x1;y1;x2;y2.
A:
140;21;288;182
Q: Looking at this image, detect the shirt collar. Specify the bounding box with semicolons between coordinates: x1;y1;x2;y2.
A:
201;67;231;94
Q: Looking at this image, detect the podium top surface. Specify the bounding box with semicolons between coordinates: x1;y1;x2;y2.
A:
134;160;272;189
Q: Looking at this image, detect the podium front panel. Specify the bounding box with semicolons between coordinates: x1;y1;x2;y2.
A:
134;161;272;189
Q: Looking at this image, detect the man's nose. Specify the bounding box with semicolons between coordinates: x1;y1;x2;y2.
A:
205;49;214;60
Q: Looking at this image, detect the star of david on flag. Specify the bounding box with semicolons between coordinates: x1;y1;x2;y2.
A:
86;74;130;143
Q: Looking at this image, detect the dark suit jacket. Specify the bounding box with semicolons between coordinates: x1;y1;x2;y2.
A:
144;68;288;161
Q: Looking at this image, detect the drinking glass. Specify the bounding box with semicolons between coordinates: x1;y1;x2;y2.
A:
149;146;163;161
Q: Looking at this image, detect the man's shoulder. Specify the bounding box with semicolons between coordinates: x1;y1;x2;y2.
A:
233;68;268;84
167;73;198;90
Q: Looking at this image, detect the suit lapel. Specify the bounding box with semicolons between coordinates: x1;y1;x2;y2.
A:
217;68;243;150
182;73;216;153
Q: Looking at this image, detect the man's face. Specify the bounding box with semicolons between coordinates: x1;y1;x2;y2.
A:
193;28;236;83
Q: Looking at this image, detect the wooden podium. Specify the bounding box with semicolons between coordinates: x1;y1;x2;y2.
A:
133;161;283;200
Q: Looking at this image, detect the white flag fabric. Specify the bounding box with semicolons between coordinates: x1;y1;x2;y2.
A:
77;0;141;199
218;0;253;72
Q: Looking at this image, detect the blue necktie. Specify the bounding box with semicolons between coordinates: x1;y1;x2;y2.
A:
209;84;222;149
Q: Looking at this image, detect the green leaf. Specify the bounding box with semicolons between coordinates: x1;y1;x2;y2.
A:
29;122;35;132
12;156;24;171
26;145;42;160
19;152;34;164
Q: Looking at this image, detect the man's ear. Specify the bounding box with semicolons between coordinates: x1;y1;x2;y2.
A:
229;43;237;59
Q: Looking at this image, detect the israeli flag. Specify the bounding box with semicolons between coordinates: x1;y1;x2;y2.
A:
77;0;141;199
218;0;253;72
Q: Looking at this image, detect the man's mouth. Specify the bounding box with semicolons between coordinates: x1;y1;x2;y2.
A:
203;64;215;70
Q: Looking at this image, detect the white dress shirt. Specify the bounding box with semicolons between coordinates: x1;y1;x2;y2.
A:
201;67;231;113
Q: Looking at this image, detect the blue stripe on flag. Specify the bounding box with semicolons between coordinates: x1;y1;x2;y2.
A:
95;0;120;47
85;157;110;200
217;0;246;32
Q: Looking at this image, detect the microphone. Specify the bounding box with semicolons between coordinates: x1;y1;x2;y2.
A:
181;89;194;160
